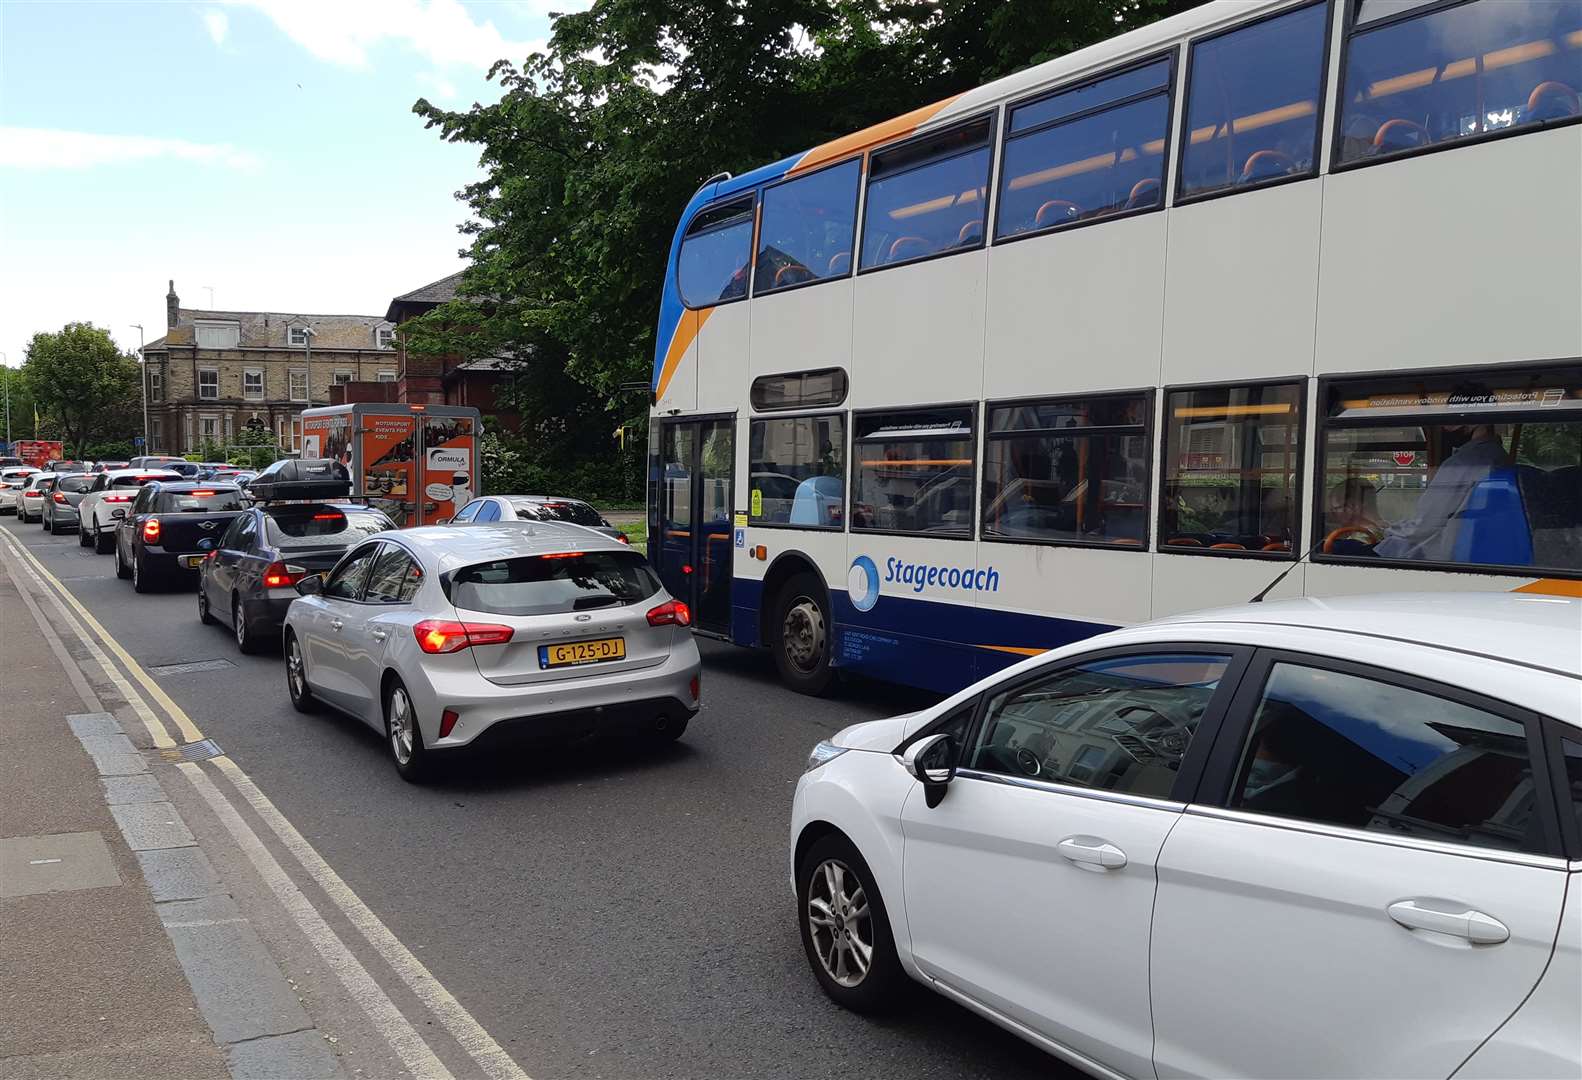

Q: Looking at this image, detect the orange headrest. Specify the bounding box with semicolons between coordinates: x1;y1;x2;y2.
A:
827;251;850;275
1527;80;1581;119
958;219;982;244
1125;178;1160;208
1239;149;1294;182
1373;118;1431;150
888;236;929;262
1035;200;1081;228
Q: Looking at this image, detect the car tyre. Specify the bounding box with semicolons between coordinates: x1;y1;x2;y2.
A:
93;520;114;554
384;677;430;783
284;630;315;714
132;551;155;593
115;542;132;580
773;572;835;696
797;832;905;1014
233;594;261;655
78;520;93;546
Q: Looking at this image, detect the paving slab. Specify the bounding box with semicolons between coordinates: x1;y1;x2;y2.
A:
225;1028;344;1080
101;773;167;805
0;831;121;898
108;801;195;850
135;846;225;902
77;732;138;757
90;751;150;777
66;711;123;738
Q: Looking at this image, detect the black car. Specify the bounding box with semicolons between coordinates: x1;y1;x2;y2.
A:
113;481;247;593
194;501;395;653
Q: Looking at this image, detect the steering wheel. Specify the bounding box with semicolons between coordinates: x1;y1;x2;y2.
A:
1323;523;1383;553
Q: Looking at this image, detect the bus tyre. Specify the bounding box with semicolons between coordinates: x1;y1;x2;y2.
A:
773;572;834;696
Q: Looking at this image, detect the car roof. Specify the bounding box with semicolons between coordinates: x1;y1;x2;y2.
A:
393;522;628;571
500;494;595;506
1158;592;1581;678
105;467;181;479
157;481;241;493
258;500;382;516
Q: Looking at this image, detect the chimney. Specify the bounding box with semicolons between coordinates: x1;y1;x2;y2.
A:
166;279;179;328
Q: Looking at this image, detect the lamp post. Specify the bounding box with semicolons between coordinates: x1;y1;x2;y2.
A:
301;323;316;406
130;324;148;452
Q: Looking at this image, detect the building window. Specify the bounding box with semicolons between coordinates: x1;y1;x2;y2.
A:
982;393;1152;547
199;417;219;442
198;369;219;400
1317;365;1582;573
334;371;354;385
289;370;308;402
754;159;861;293
862;118;993;268
1177;2;1328;199
289;327;311;347
194;321;240;349
376;327;395;349
150;418;162;450
377;371;397;383
750;369;848;411
748;414;846;528
1336;0;1582;167
1160;382;1303;556
148;369;163;402
851;406;976;537
997;58;1172;239
678;196;755;308
243;369;264;399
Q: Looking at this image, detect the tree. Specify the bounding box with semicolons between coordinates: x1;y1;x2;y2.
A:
0;365;40;446
22;323;142;451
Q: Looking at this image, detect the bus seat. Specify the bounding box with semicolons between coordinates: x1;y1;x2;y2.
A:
1124;178;1159;209
827;251;850;275
1239;150;1295;183
790;476;843;527
1521;465;1582;568
888;236;930;263
1527;81;1581;122
774;264;814;288
1210;543;1245;550
1451;468;1533;566
1035;200;1082;229
957;219;983;245
1373;119;1432;155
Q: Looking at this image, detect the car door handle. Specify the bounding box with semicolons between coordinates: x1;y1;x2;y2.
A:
370;629;387;642
1387;900;1509;944
329;618;343;631
1056;837;1127;870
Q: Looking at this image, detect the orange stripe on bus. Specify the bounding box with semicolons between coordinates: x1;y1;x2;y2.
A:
655;307;714;402
789;95;963;175
976;644;1047;657
1514;579;1582;598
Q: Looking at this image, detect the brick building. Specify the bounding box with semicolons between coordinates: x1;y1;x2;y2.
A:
140;281;398;454
382;272;521;430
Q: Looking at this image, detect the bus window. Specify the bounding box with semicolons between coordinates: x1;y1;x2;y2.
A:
1178;2;1328;199
756;160;861;293
996;56;1172;239
1318;367;1582;573
1336;0;1582;166
749;414;846;528
851;407;976;537
750;368;848;411
983;393;1151;547
859;119;993;270
1161;383;1302;556
678;196;755;307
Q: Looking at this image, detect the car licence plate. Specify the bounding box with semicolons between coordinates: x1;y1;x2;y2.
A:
539;637;625;668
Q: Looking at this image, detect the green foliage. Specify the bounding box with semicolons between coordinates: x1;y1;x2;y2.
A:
22;323;142;451
76;440;136;462
0;366;40;444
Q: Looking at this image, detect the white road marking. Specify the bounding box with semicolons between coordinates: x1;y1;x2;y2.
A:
1;527;532;1080
29;858;64;865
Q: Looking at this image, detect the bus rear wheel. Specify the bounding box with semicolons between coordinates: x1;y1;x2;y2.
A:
773;572;834;696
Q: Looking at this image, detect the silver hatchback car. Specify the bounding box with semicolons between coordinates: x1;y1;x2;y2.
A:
283;523;702;781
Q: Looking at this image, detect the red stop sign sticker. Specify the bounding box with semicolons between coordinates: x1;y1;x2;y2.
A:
1394;450;1416;467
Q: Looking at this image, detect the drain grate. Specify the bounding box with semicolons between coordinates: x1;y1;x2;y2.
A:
148;658;236;676
160;739;225;763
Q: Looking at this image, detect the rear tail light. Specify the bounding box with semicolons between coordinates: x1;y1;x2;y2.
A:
439;709;459;739
189;490;216;497
142;518;161;543
646;599;691;627
616;533;630;544
52;492;67;504
689;675;699;701
262;561;307;588
413;620;514;654
104;493;134;503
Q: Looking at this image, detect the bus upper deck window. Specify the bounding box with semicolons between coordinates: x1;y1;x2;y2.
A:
678;195;755;308
1178;2;1328;200
1336;0;1582;167
996;56;1172;240
859;119;992;271
1318;367;1582;574
756;160;860;294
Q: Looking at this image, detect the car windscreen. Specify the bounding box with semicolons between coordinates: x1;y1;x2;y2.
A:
446;550;660;616
514;500;603;527
158;489;244;512
264;508;393;549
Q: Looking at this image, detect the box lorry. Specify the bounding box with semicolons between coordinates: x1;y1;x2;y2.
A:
14;440;65;469
298;403;481;527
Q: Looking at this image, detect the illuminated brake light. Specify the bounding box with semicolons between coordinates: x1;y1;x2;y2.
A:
52;492;67;504
262;560;306;588
616;533;630;544
105;493;133;503
646;599;691;627
189;490;216;497
538;551;583;560
412;619;514;653
142;518;161;543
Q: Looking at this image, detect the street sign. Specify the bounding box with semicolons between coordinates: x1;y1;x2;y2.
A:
1393;450;1416;467
134;436;145;447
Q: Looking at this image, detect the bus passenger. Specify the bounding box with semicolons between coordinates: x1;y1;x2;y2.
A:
1374;424;1509;562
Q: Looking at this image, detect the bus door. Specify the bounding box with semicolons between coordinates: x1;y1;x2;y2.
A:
655;417;734;635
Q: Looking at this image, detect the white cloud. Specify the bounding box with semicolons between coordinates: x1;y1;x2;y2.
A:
226;0;547;71
0;128;261;171
415;70;458;101
202;8;229;45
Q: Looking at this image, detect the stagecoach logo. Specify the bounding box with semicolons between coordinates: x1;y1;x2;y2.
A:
847;556;881;612
848;554;1003;613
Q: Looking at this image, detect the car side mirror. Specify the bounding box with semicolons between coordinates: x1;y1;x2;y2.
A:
110;508;126;520
295;576;323;596
435;517;450;525
898;732;957;808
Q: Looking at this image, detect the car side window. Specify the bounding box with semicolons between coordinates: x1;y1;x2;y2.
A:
364;546;422;604
324;543;380;601
967;652;1231;798
475;501;501;523
451;501;481;524
221;514;254;550
133;486;156;514
1229;662;1545;855
1561;737;1582;841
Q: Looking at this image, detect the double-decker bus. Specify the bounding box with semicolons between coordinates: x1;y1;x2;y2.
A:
647;0;1582;695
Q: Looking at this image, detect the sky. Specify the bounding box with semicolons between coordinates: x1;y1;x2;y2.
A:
0;0;588;367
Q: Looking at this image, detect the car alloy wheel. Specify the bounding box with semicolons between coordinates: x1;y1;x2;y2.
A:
285;632;313;712
806;858;873;988
389;686;415;765
198;587;213;625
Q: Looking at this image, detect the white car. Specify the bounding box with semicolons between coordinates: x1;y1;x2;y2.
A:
791;592;1581;1079
16;472;58;523
283;523;702;782
0;466;42;513
76;468;181;553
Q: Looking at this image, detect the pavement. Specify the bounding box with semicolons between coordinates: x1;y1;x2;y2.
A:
1;511;1072;1080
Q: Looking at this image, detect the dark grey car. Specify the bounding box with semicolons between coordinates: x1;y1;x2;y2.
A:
41;472;94;534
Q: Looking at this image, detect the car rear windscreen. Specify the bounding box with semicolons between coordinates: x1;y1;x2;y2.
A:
113;474;175;488
447;551;660;616
264;508;393;548
515;501;603;527
57;475;93;494
159;490;243;512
